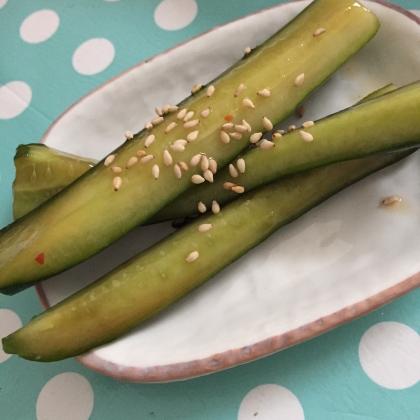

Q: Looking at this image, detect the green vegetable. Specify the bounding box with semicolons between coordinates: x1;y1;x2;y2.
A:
0;0;381;294
12;144;96;220
2;149;412;362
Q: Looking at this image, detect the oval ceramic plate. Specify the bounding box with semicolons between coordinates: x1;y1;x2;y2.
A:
36;0;420;382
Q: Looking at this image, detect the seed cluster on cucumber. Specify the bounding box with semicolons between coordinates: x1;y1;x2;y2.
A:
0;0;381;294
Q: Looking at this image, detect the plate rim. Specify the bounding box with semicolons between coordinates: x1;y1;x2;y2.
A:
35;0;420;382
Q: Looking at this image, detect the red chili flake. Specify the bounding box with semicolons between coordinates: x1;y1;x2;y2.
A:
35;252;45;265
224;114;233;122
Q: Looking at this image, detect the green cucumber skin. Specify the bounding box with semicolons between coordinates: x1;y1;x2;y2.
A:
13;144;97;219
0;0;380;293
153;82;420;221
2;150;412;362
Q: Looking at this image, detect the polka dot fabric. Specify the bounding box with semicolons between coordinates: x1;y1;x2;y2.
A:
0;1;418;419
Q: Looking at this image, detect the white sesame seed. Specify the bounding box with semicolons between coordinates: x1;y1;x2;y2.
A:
191;174;205;184
191;83;202;94
203;169;213;183
113;176;122;191
125;130;134;140
170;143;185;153
222;123;234;131
259;140;275;150
198;223;213;233
155;107;163;117
177;108;187;120
151;116;164;126
183;111;195;122
234;83;245;97
272;132;282;140
230;132;243;140
237;158;245;173
262;116;273;131
241;119;251;132
200;155;209;171
126;156;138;169
110;166;122;174
140;155;155;164
207;85;215;97
381;195;401;206
152;164;160;180
178;161;188;171
104;154;115;167
198;201;207;213
174;164;182;179
220;130;230;144
212;200;220;214
184;119;200;129
234;124;248;133
137;150;147;158
168;105;179;112
144;122;153;130
232;186;245;194
186;130;199;142
162;103;171;114
200;107;211;119
288;125;296;132
294;73;305;87
229;164;239;178
242;98;255;109
208;158;217;174
313;27;326;37
299;130;314;142
223;182;237;190
163;149;173;166
186;251;199;263
174;139;188;146
276;129;286;135
190;154;202;166
250;132;263;144
144;134;155;148
244;46;251;55
165;121;177;134
302;120;314;128
257;88;271;98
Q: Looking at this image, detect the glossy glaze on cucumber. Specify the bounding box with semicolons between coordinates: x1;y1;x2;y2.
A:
0;0;381;294
13;144;97;219
151;82;420;221
2;149;412;362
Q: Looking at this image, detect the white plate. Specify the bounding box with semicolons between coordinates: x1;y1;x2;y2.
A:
37;0;420;382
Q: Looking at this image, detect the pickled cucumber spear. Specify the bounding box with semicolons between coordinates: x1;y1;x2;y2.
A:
0;0;380;293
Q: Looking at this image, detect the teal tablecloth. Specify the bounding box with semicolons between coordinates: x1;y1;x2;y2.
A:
0;1;419;419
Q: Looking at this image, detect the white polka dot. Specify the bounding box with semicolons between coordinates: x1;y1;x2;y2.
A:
36;373;94;420
238;384;305;420
0;0;8;9
72;38;115;75
154;0;197;31
0;309;22;363
20;10;59;44
359;322;420;389
0;81;32;120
